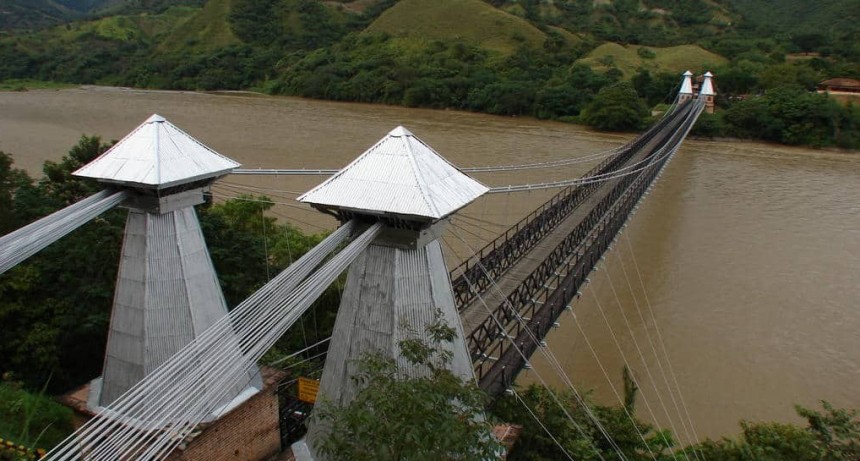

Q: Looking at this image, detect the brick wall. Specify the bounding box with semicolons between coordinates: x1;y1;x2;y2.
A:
167;381;282;461
60;368;286;461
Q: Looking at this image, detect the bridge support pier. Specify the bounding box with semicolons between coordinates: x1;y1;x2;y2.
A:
293;126;489;460
296;238;474;459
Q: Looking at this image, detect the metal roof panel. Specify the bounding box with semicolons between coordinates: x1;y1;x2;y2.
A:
298;126;488;219
73;114;240;189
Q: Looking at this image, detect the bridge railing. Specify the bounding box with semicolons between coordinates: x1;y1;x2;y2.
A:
450;101;691;312
468;101;703;395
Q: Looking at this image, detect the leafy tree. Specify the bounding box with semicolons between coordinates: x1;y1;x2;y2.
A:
0;152;31;235
312;312;500;461
797;401;860;459
689;402;860;461
722;85;851;147
0;136;125;391
583;81;649;132
491;382;675;461
632;69;679;107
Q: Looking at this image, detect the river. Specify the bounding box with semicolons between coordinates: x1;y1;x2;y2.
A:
1;86;858;444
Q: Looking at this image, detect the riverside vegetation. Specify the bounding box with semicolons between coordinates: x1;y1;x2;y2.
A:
0;0;858;148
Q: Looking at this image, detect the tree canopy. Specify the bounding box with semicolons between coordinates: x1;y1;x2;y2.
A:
583;81;650;132
312;313;501;461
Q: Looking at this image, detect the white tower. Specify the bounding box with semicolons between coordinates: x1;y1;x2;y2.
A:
73;115;262;413
700;71;716;113
679;70;694;103
292;126;488;460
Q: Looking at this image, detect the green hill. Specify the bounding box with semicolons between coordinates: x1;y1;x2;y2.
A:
159;0;237;53
0;0;205;31
364;0;547;54
726;0;859;36
0;0;78;30
577;42;728;78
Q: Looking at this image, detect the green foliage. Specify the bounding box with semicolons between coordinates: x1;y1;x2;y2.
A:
721;85;857;148
491;383;675;461
689;401;860;461
0;136;124;391
797;401;860;459
576;42;727;79
632;69;681;106
690;112;723;138
364;0;547;55
313;312;500;460
583;81;649;132
0;379;74;451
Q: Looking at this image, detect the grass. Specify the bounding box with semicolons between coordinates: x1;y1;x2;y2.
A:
577;42;727;78
0;382;74;452
9;5;199;55
0;80;77;91
159;0;238;54
363;0;546;54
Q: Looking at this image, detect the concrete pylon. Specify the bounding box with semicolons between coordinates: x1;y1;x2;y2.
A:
73;114;261;414
293;126;489;460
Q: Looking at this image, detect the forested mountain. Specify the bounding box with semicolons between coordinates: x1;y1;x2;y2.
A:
0;0;204;30
726;0;859;36
0;0;858;147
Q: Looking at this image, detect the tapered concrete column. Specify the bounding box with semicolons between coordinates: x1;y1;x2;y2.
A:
91;207;259;408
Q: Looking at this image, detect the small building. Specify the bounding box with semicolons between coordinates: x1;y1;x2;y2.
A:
817;78;860;94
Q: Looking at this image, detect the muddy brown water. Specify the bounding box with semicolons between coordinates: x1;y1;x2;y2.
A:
2;86;858;443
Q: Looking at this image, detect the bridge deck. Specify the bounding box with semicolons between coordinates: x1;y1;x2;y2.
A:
457;135;661;336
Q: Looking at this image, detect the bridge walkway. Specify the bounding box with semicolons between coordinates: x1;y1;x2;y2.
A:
457;116;677;338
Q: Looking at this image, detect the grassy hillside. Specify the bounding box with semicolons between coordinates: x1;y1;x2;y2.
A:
577;42;727;78
43;6;194;43
364;0;546;54
0;0;77;30
159;0;237;53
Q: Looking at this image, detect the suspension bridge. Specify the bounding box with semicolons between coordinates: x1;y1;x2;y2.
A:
0;72;714;460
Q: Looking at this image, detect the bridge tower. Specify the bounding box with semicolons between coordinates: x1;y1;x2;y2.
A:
701;71;716;113
72;114;262;413
679;70;694;103
292;126;488;460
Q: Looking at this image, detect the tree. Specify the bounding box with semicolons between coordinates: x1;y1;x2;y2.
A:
689;401;860;461
583;81;649;132
0;152;31;235
0;136;125;391
312;312;500;461
491;379;675;461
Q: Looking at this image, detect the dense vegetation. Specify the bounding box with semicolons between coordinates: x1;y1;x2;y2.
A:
494;386;860;461
0;380;73;453
318;337;860;460
0;0;858;147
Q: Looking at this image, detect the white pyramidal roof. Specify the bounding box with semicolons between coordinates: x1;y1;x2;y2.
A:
700;71;715;96
73;114;240;189
299;126;488;220
680;70;694;94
